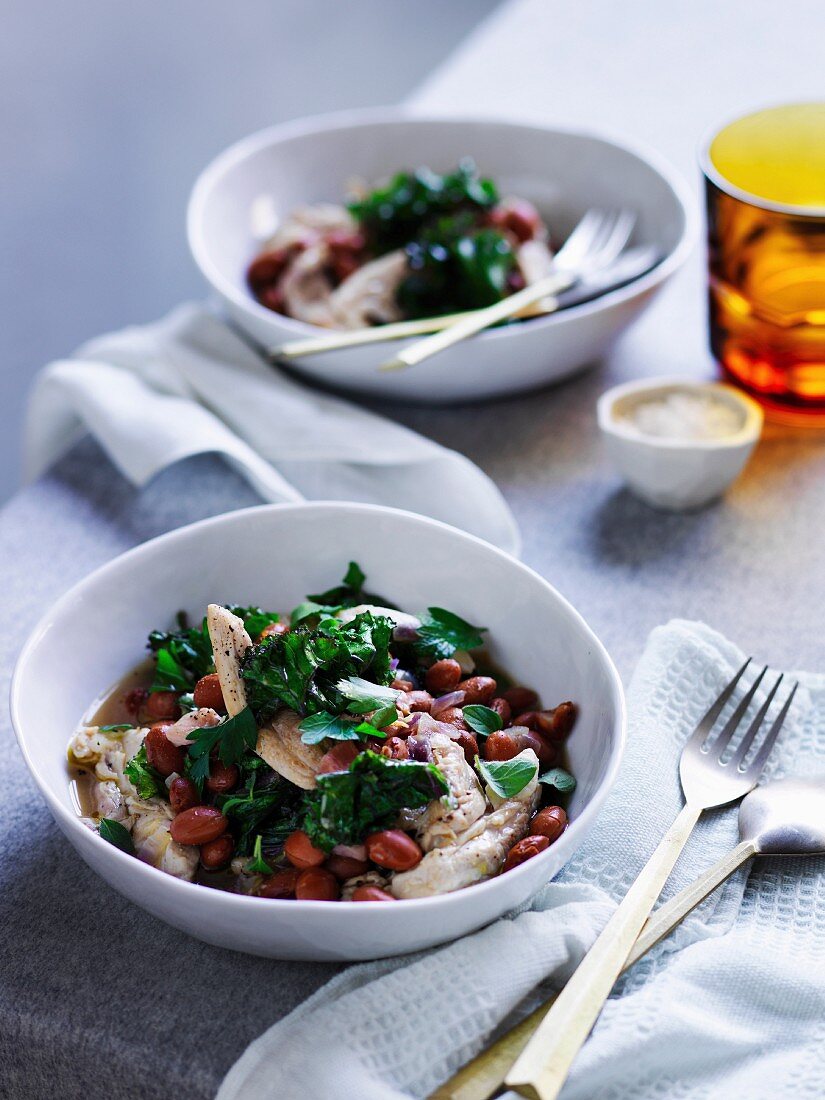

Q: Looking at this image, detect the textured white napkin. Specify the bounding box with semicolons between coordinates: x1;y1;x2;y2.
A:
23;304;519;555
218;620;825;1100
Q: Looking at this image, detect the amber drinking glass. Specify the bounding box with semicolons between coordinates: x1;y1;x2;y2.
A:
702;103;825;421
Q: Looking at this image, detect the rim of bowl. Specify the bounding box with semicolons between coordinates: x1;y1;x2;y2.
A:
597;377;764;450
699;100;825;219
187;105;698;346
11;501;626;916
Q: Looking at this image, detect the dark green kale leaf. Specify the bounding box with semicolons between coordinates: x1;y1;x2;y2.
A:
259;798;306;856
292;561;390;625
124;744;167;800
186;706;259;786
349;160;498;253
148;613;214;690
303;750;449;851
217;757;302;856
399;218;516;319
414;607;486;661
241;612;394;724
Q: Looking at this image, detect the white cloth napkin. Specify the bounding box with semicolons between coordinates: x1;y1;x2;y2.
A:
23;304;519;555
218;620;825;1100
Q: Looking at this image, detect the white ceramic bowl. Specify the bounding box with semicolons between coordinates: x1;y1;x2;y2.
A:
11;503;625;961
187;109;696;403
598;378;764;510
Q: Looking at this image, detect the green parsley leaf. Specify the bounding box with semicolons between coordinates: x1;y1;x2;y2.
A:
99;818;134;854
538;767;577;795
124;744;166;800
186;706;259;785
247;834;274;875
462;705;503;737
303;750;449;851
475;754;538;799
299;711;361;744
335;676;400;715
99;723;132;733
415;607;486;661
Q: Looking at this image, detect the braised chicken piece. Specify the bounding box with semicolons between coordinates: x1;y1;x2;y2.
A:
70;725;199;881
391;749;541;899
256;709;321;791
328;250;408;329
207;603;323;788
413;722;486;850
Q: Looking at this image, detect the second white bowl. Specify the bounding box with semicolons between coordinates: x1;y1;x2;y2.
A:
188;109;695;403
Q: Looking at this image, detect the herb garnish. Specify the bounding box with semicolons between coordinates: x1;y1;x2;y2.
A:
99;818;134;854
124;745;166;800
186;707;259;786
148;613;213;692
226;606;283;641
303;750;449;851
538;767;577;796
290;560;383;625
475;755;538;799
415;607;486;661
462;705;503;737
247;834;274;876
99;723;132;734
349;161;498;254
298;711;361;744
241;612;394;723
217;757;303;855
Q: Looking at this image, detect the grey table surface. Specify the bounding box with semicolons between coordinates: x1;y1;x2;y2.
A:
3;1;825;1097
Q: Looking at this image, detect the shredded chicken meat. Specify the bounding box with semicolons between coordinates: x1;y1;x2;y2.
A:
390;748;540;899
207;603;323;788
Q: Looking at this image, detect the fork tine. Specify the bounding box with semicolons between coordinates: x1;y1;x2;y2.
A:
589;209;635;269
745;681;799;779
707;665;768;759
728;673;783;769
684;658;751;751
555;209;608;264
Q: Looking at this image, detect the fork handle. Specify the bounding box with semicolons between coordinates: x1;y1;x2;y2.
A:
626;838;757;966
505;801;702;1100
380;270;576;371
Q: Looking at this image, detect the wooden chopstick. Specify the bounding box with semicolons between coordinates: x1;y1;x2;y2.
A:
271;300;558;361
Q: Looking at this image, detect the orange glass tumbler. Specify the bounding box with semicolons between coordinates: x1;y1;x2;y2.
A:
702;103;825;421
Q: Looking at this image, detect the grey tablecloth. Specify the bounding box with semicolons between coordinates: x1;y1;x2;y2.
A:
3;362;825;1098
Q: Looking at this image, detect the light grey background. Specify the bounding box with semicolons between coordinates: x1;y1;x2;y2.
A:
0;0;498;504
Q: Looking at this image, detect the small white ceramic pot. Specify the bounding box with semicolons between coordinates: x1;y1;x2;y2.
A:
597;378;763;510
